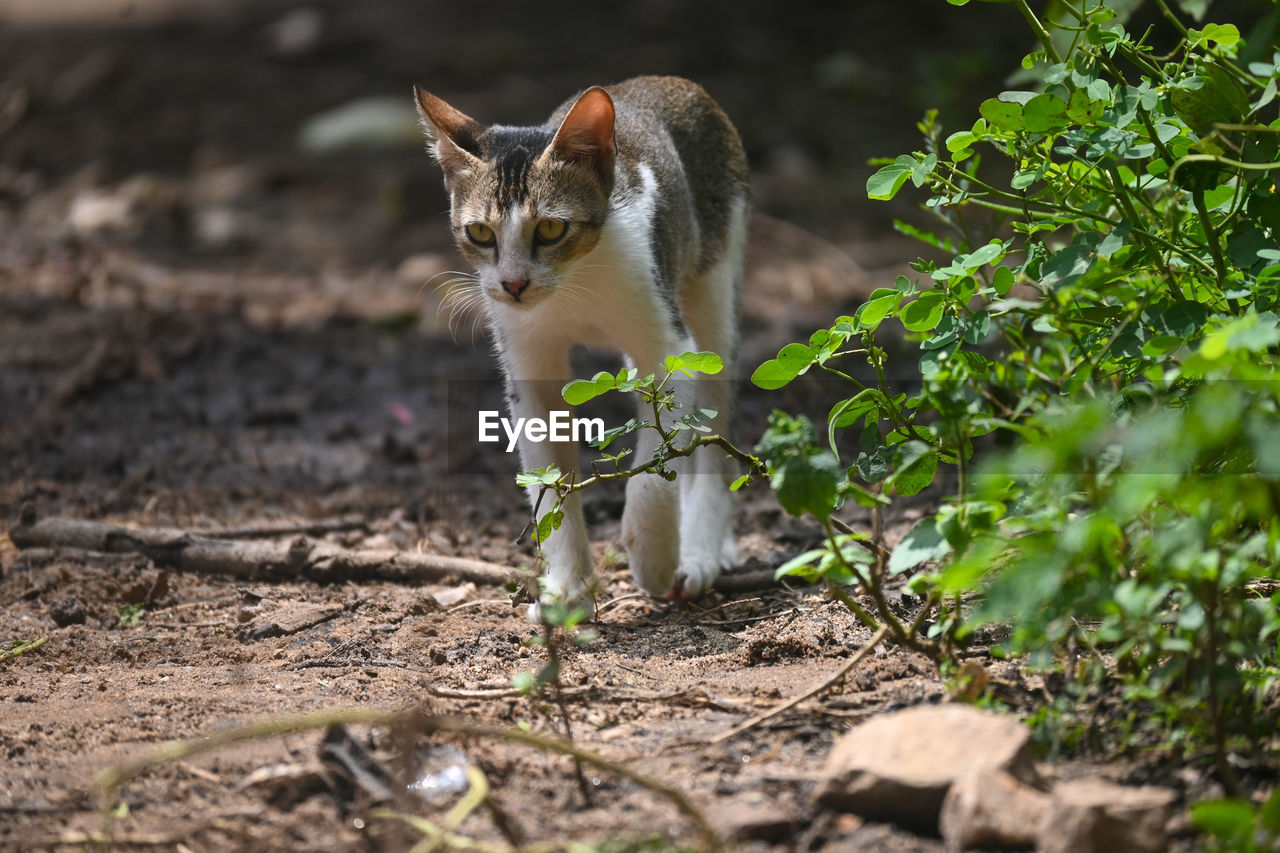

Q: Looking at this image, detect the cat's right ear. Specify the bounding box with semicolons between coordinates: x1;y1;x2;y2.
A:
413;86;484;177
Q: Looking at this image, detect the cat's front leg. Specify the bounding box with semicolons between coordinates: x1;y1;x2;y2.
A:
620;364;695;597
505;379;595;620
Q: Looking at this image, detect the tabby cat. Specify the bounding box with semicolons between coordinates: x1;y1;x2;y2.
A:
415;76;749;616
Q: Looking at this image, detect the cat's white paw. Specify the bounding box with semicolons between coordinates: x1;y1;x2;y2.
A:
669;537;737;599
527;585;596;625
621;474;679;596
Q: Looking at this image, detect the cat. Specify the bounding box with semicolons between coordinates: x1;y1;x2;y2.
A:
414;75;749;617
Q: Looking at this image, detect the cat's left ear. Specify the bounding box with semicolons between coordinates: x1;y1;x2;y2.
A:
543;87;616;188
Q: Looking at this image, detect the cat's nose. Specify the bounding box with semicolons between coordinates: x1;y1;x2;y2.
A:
501;278;530;298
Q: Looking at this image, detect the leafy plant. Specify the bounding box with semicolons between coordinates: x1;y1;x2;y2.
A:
754;0;1280;777
518;0;1280;798
515;352;764;548
116;604;145;628
1193;787;1280;852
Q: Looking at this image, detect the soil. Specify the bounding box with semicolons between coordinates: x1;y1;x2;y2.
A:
0;2;1246;851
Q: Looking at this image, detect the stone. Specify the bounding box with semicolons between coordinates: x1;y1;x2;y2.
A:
815;704;1040;832
431;582;477;608
711;800;796;843
50;597;87;627
1036;778;1176;853
940;768;1048;851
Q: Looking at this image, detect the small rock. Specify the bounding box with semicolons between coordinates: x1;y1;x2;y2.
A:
815;704;1040;832
431;582;477;608
1037;779;1176;853
67;189;135;236
50;597;87;627
941;768;1048;851
712;800;796;843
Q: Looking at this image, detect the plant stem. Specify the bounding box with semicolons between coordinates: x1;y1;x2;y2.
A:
1192;189;1229;289
1015;0;1064;64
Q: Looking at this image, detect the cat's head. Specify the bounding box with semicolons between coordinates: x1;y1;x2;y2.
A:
414;86;616;309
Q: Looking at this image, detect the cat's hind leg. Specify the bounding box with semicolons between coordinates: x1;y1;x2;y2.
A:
671;196;749;597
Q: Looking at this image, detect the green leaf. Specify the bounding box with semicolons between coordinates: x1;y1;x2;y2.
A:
1141;335;1184;358
1171;67;1250;134
729;474;751;492
965;241;1004;268
1067;87;1106;123
771;450;843;521
533;509;563;543
888;516;953;575
858;292;901;330
515;466;563;488
992;266;1015;296
890;441;939;496
751;343;817;390
867;155;918;201
964;310;991;344
1194;22;1240;47
979;98;1024;132
1022;93;1069;133
665;351;723;376
672;407;717;432
901;292;947;332
1260;787;1280;834
1191;799;1256;841
775;548;827;581
563;371;616;405
592;418;642;450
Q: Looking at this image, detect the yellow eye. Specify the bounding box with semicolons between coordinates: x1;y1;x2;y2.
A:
465;223;495;246
535;219;567;244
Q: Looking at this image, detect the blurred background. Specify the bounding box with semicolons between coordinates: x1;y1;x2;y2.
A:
0;0;1263;528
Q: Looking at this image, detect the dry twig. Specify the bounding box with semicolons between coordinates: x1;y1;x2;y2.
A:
709;624;889;745
9;512;513;587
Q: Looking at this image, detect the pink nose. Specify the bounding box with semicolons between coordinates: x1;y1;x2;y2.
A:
501;278;529;298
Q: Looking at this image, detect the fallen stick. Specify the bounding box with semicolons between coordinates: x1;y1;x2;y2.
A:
709;623;889;745
10;511;787;598
199;516;368;540
9;513;514;587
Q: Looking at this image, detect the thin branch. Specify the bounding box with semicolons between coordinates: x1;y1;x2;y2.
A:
709;625;889;745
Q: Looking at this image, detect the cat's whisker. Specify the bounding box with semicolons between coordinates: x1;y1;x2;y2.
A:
425;271;479;299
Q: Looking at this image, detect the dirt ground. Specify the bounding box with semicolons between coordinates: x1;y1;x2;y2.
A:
0;1;1244;851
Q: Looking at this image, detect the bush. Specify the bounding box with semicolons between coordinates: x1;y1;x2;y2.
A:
755;0;1280;771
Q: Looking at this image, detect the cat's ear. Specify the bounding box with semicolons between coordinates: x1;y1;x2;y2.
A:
544;87;616;186
413;86;484;176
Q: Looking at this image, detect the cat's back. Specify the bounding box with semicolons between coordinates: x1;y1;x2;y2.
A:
553;76;748;272
606;76;748;187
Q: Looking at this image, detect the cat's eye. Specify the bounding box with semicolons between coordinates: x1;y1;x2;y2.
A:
534;219;567;245
465;222;496;246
